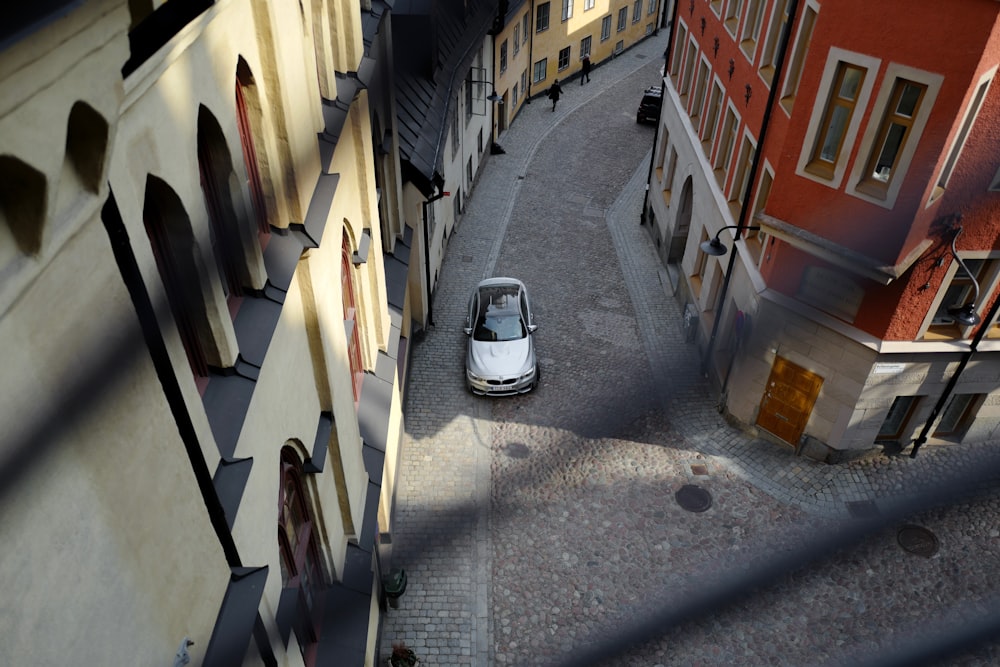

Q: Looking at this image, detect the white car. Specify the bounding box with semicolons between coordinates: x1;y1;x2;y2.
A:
463;277;539;396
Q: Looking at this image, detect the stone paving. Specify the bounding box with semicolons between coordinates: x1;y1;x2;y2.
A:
380;32;1000;667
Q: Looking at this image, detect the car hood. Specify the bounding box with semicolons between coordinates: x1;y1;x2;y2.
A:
468;337;533;377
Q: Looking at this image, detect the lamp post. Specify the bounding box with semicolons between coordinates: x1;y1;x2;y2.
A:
908;222;990;458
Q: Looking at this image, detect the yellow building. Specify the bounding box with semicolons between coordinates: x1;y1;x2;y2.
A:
0;0;410;664
492;0;665;126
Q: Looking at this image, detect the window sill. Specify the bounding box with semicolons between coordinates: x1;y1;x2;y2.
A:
740;39;757;60
804;161;835;182
854;180;889;200
759;65;774;87
662;189;672;207
689;273;703;298
779;94;795;115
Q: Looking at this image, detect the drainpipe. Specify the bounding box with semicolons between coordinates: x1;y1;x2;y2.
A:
702;0;800;381
421;186;450;328
908;247;1000;458
526;0;536;102
640;0;680;226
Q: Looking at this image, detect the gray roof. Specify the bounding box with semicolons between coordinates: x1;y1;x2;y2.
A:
392;0;499;195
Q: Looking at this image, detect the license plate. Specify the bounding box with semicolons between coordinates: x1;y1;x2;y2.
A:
493;384;514;393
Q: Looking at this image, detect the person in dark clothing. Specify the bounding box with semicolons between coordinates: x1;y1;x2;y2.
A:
548;79;562;111
581;56;591;85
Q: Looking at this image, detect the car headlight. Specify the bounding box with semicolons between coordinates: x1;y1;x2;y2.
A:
519;366;536;380
467;369;485;382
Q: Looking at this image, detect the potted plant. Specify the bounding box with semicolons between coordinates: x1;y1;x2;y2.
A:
388;642;419;667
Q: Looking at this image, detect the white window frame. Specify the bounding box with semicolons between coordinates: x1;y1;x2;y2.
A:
740;0;766;63
724;0;745;38
846;62;943;209
779;0;819;116
928;66;996;206
714;101;742;186
758;0;788;87
795;48;881;190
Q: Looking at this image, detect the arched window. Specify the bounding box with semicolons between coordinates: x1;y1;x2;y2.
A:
342;232;364;402
142;176;211;387
235;59;271;241
278;447;325;664
198;106;247;309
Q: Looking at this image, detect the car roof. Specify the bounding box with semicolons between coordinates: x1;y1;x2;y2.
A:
477;276;525;289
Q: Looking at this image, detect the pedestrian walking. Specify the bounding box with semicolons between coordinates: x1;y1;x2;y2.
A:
548;79;562;111
581;56;591;85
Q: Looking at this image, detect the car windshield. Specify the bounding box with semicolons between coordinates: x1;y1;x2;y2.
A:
473;286;526;342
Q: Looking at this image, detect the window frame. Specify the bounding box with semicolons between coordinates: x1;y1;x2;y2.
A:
562;0;573;21
795;48;880;189
929;68;995;205
536;2;550;31
533;58;548;83
779;0;818;115
601;14;612;41
713;102;741;187
617;6;628;32
758;0;788;86
847;62;943;208
558;46;571;71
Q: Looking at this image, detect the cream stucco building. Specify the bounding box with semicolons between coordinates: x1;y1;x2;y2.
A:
1;0;415;664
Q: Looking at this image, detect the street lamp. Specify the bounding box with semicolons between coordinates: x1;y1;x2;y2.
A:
946;224;981;326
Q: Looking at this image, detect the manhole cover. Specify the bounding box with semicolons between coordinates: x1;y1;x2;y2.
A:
504;442;530;459
897;524;939;557
675;484;712;512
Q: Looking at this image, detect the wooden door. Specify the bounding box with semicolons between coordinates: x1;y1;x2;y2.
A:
757;356;823;446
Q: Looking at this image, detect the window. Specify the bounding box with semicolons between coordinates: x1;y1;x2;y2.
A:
500;40;508;73
714;105;738;185
342;234;365;401
691;59;710;121
806;62;866;179
680;42;696;99
931;75;992;203
513;82;519;106
633;0;642;22
580;35;592;58
521;68;528;94
514;24;520;54
536;2;550;31
617;6;628;31
934;393;981;438
558;46;570;70
855;79;927;197
562;0;573;21
724;0;743;35
523;12;530;43
533;58;548;83
702;80;723;153
729;134;755;214
278;448;325;658
780;3;817;113
925;257;999;340
601;14;613;41
741;0;765;60
759;0;788;85
465;70;474;120
585;0;595;9
662;148;678;205
747;164;772;266
670;23;687;77
848;63;941;206
877;396;921;442
648;0;656;16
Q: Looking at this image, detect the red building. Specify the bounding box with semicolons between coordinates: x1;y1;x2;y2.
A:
645;0;1000;460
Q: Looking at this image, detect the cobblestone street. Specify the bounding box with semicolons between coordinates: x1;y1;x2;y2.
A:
381;32;1000;667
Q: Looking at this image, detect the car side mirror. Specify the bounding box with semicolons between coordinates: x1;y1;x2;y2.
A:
527;324;537;333
463;326;473;336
